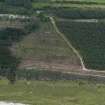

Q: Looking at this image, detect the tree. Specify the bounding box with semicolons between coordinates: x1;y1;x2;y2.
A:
0;27;24;84
0;47;19;84
0;19;39;83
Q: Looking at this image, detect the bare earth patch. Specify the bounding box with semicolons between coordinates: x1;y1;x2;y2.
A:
19;58;82;72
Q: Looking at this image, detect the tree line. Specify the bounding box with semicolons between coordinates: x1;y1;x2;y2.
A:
0;18;39;84
0;0;32;8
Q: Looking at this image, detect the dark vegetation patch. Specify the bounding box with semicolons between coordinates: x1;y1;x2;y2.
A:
0;18;39;83
5;0;32;8
0;3;33;15
56;20;105;70
0;0;33;15
0;28;26;43
50;7;105;19
0;28;25;83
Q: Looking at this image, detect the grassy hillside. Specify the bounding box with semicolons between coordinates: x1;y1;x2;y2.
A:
1;80;105;105
56;19;105;70
12;20;81;71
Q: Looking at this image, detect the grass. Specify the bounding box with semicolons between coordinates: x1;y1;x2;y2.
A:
16;22;71;57
1;80;105;105
32;2;105;9
32;1;105;9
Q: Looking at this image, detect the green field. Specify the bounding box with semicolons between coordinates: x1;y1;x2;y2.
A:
56;19;105;70
32;3;105;9
32;0;105;9
0;80;105;105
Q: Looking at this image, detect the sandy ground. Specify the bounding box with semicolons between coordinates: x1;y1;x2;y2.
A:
0;102;27;105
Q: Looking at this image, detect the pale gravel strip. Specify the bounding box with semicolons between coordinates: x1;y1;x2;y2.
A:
0;14;29;19
0;102;28;105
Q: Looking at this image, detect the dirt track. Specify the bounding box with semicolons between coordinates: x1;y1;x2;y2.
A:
50;17;86;70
